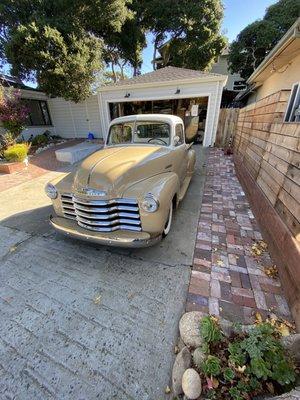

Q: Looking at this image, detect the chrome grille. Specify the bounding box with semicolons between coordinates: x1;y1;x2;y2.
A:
61;193;76;220
60;194;141;232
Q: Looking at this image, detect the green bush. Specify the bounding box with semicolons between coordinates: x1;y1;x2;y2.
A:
32;134;48;146
4;143;30;162
198;317;297;400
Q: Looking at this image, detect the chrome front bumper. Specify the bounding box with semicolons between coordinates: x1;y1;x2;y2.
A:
50;215;161;248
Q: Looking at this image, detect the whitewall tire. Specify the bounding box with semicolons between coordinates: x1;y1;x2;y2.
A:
162;202;173;237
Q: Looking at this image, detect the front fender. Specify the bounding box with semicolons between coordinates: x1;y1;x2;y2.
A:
123;172;180;235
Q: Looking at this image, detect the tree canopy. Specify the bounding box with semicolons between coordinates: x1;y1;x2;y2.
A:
228;0;300;80
0;0;226;102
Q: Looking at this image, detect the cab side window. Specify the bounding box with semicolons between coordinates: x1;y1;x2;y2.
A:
175;124;184;146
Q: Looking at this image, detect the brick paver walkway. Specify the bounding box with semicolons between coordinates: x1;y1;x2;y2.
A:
187;148;291;324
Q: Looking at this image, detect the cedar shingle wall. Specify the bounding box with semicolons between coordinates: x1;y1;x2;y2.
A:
234;90;300;240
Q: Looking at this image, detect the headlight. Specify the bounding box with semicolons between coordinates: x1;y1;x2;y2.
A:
141;194;159;213
45;183;58;199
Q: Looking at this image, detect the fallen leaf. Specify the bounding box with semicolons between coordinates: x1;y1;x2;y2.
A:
9;245;17;252
258;240;268;250
212;377;219;388
264;265;278;279
216;260;224;267
174;345;179;354
277;323;290;336
206;377;213;389
165;385;171;394
237;365;246;373
93;295;101;305
254;312;263;324
266;382;275;394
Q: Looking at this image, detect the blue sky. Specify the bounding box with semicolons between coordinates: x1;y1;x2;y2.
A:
141;0;276;73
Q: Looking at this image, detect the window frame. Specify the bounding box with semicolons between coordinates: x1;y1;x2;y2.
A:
175;123;185;146
22;98;52;127
107;120;171;146
284;83;300;123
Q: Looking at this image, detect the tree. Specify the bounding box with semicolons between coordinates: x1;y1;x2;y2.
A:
144;0;226;71
0;0;132;102
228;0;299;80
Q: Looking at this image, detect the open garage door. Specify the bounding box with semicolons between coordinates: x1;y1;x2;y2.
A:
108;97;208;144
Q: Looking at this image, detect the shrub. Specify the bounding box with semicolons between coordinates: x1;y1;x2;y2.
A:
4;143;30;162
197;316;297;400
0;86;29;139
32;134;48;146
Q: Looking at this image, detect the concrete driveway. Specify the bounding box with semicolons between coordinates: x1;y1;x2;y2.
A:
0;146;206;400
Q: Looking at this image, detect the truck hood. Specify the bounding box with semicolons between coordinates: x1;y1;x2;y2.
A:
72;145;172;197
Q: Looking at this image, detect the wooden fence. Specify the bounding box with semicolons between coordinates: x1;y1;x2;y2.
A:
234;89;300;240
215;108;239;148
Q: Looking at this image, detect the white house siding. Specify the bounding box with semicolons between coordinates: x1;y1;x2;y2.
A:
98;79;225;147
47;95;102;139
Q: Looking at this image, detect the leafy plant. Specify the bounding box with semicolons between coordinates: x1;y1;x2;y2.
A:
224;368;235;381
197;316;297;400
202;355;221;377
200;316;223;344
32;134;48;147
228;387;243;400
3;143;30;162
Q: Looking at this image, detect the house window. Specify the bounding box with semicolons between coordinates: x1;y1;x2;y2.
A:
284;83;300;122
233;80;247;91
22;99;52;126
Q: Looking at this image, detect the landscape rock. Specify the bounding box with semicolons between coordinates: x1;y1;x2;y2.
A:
219;318;233;337
192;347;206;368
281;334;300;364
172;347;192;396
179;311;206;348
182;368;202;399
177;336;186;352
266;387;300;399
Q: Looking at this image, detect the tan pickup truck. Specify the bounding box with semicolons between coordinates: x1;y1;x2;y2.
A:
45;114;196;247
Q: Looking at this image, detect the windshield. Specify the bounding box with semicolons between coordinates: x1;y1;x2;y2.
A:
107;121;170;146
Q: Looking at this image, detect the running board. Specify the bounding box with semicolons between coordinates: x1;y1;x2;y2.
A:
179;176;192;202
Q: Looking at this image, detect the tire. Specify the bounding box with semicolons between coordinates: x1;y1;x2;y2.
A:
162;202;173;238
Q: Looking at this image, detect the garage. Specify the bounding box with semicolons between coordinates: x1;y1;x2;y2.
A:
98;66;227;146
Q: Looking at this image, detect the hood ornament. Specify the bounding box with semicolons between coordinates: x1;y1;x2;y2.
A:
76;187;107;197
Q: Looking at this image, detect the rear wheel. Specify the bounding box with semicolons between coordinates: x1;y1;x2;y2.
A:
162;202;173;237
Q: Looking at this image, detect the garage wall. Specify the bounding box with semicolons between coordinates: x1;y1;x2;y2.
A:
98;79;225;147
48;95;102;139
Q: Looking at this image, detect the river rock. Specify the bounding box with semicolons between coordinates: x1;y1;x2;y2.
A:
219;318;233;337
182;368;202;399
192;347;206;368
266;387;300;399
172;347;192;396
179;311;206;348
281;334;300;364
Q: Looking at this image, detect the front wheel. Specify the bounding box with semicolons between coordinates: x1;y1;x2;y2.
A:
162;202;173;238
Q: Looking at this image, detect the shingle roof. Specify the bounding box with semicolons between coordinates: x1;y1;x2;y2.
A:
106;66;224;88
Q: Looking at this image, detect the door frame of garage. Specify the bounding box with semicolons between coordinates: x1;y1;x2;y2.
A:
98;77;225;147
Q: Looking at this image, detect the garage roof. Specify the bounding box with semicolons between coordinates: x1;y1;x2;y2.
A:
101;66;226;90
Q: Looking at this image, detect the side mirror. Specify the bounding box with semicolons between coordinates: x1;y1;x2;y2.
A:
174;135;180;146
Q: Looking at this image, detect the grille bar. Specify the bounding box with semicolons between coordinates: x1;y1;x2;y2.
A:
60;193;141;232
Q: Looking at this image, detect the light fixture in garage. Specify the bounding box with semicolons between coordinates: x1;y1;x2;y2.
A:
175;88;180;94
124;92;131;98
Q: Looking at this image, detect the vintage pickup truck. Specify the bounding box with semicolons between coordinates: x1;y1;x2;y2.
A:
45;114;196;247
